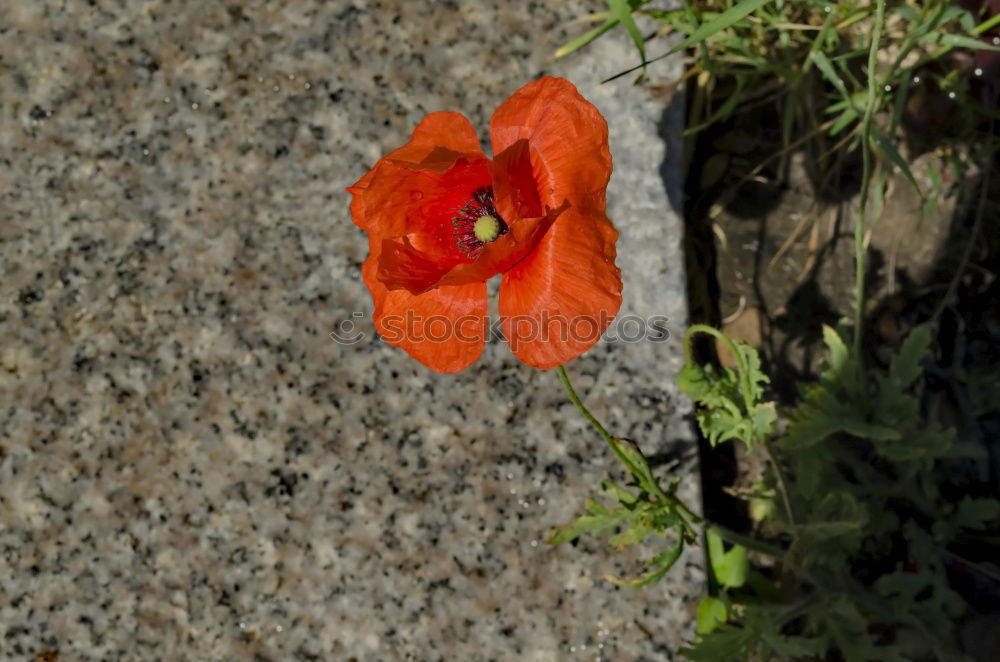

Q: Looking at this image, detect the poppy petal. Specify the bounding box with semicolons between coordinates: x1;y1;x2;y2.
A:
491;138;542;222
490;77;612;213
350;154;492;245
349;112;485;236
363;250;488;373
499;207;622;369
435;203;562;288
376;235;454;294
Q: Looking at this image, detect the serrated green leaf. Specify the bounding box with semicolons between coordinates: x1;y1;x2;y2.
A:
695;597;728;635
956;497;1000;529
680;332;773;449
680;625;756;661
761;631;826;658
606;527;685;587
793;442;827;498
819;325;865;399
546;508;629;545
609;520;653;549
749;403;777;441
874;423;952;466
782;397;899;450
737;343;770;401
888;325;931;390
585;498;610;516
600;478;640;506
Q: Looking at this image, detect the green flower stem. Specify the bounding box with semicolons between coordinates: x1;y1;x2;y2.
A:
555;364;785;560
555;365;638;475
855;0;887;354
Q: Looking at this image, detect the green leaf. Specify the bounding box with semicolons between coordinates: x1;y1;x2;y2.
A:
707;530;748;589
930;32;1000;51
555;16;618;58
955;497;1000;530
810;51;853;105
761;631;826;658
749;403;777;442
607;0;647;76
874;424;952;466
607;527;685;587
974;12;1000;35
605;0;771;82
546;506;629;545
782;395;899;450
679;331;773;449
819;325;865;399
870;125;920;194
792;442;825;498
667;0;770;56
601;478;640;506
609;520;653;549
888;325;931;390
695;597;728;635
680;625;756;662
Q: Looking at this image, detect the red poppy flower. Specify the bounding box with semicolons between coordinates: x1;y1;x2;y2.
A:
348;77;622;373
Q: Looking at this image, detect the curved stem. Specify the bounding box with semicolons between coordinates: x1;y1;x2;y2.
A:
764;439;797;527
854;0;887;354
555;364;786;560
555;365;613;445
555;365;638;473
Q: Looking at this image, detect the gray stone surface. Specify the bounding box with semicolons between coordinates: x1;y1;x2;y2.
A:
0;1;696;659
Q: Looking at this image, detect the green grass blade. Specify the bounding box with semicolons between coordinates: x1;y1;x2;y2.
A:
604;0;771;82
935;32;1000;51
810;51;853;106
974;12;1000;35
870;125;920;195
667;0;771;55
607;0;647;75
555;16;618;58
889;69;913;135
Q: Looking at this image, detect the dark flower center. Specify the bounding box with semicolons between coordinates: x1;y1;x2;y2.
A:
453;187;508;259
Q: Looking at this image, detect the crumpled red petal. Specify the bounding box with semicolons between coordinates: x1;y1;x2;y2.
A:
363;243;488;373
348;111;485;238
490;77;612;214
499;206;622;369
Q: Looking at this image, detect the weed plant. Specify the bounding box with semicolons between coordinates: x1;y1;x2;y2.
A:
549;1;1000;659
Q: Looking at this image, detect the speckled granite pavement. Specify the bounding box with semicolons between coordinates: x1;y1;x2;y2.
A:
0;1;698;659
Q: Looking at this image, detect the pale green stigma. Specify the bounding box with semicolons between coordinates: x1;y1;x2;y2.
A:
453;187;508;258
473;215;501;243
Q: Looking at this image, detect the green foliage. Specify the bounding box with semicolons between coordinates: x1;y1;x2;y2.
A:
707;530;748;589
678;325;775;448
547;437;692;587
676;324;998;660
559;0;998;192
551;7;1000;659
695;596;728;635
